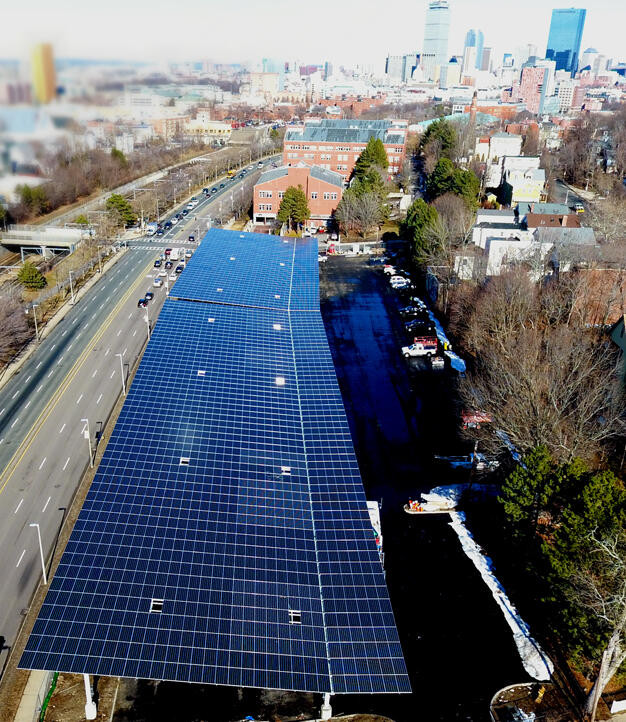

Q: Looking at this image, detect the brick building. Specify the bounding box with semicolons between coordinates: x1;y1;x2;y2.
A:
282;118;408;181
316;95;388;118
253;163;343;226
150;116;189;140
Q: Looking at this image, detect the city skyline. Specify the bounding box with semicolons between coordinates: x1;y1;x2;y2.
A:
1;0;624;71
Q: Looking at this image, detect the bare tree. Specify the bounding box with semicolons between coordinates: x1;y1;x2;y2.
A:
0;291;31;369
570;530;626;722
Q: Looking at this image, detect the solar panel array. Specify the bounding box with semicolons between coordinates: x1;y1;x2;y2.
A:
20;229;410;695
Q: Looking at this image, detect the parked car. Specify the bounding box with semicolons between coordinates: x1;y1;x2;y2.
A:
405;319;435;335
153;259;162;268
211;187;218;194
175;265;184;274
164;221;172;229
156;228;164;236
145;291;154;301
185;250;193;258
399;305;426;317
430;356;445;370
169;272;177;281
164;248;172;256
219;183;225;189
188;235;195;242
402;336;438;358
318;255;328;263
137;298;148;307
182;209;188;216
152;278;163;288
165;260;173;269
383;265;397;275
171;217;179;225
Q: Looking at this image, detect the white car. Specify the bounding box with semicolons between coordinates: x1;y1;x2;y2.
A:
389;275;408;284
383;265;397;275
169;272;177;281
318;255;328;263
153;278;163;287
158;270;167;277
402;339;438;358
185;250;193;258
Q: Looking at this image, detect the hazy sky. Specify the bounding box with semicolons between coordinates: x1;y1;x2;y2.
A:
3;0;624;71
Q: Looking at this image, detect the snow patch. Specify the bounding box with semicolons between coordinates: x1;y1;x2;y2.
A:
448;511;554;681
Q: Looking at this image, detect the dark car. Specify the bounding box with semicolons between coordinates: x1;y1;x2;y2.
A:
211;188;217;194
153;259;162;268
145;291;154;301
175;265;184;274
182;209;188;216
405;319;435;334
188;235;195;242
137;298;147;308
202;188;209;194
165;260;173;269
399;305;427;317
219;183;225;188
164;248;172;256
164;221;172;229
156;228;164;236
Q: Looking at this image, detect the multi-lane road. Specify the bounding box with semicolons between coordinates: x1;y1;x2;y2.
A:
0;158;275;675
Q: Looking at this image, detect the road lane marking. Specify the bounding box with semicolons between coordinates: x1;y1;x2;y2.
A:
117;330;121;336
11;391;19;399
62;330;67;336
24;400;31;410
14;498;23;513
0;408;4;416
76;394;83;404
110;370;115;378
25;375;31;383
42;496;51;513
62;457;70;470
97;393;103;405
47;370;53;378
57;356;64;365
68;343;73;350
36;362;42;369
50;344;56;350
105;348;110;356
133;330;137;337
0;253;156;495
10;418;19;428
36;385;43;393
0;439;3;445
92;369;98;378
38;457;46;470
59;423;66;434
123;347;127;356
16;550;26;568
128;313;132;319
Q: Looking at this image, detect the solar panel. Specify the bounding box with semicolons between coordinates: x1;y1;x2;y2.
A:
19;230;410;695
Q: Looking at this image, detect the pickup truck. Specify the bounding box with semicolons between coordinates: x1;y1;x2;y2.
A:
402;335;438;358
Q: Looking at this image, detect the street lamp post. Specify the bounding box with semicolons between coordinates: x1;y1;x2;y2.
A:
81;418;93;468
116;353;126;396
29;523;47;585
27;303;40;342
69;270;76;305
145;310;151;340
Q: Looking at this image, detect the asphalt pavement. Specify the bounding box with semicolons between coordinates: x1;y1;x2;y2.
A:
0;160;275;676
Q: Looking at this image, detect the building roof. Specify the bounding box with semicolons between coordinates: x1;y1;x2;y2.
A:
257;163;344;189
516;202;571;216
285;118;406;145
525;213;581;228
20;230;410;695
535;226;596;245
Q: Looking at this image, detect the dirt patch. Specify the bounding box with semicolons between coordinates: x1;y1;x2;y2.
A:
43;674;119;722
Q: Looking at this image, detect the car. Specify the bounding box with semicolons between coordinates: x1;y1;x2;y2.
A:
318;254;328;263
402;339;438;358
303;229;312;237
145;291;154;300
185;250;193;258
169;272;177;281
329;232;338;241
399;305;425;316
389;275;409;284
219;183;225;189
158;270;167;277
574;202;585;213
186;203;194;211
164;221;172;229
271;162;278;168
153;259;162;268
175;265;184;274
211;188;217;194
165;260;173;269
405;319;435;334
383;265;397;275
175;213;182;219
202;188;209;194
164;248;172;256
152;278;163;288
171;217;179;225
182;209;188;216
137;298;148;307
156;229;164;236
430;356;445;370
239;173;245;179
188;235;195;242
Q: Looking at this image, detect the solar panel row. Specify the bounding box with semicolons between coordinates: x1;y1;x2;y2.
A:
20;230;410;695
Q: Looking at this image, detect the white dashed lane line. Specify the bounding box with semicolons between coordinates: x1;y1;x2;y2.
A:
62;457;70;471
16;550;26;568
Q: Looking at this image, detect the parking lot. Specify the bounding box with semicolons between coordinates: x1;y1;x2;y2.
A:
319;255;528;722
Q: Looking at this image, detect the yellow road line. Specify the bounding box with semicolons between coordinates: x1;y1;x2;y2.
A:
0;253;156;495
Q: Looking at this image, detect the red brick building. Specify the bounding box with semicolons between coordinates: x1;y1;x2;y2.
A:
316;95;388;118
253;163;343;226
282;118;408;182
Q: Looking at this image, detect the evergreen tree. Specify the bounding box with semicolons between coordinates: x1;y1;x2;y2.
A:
426;157;456;199
499;445;555;528
419;118;457;158
73;214;89;225
111;148;128;166
370;138;389;170
353;138;376;180
276;185;310;231
106;193;137;228
17;261;47;290
401;199;439;259
452;168;481;208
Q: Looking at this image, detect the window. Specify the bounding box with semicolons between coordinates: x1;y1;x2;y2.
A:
278;191;285;199
331;192;338;200
289;610;301;624
323;192;330;200
287;153;297;159
304;153;314;159
320;154;331;161
259;190;272;198
311;192;318;199
259;204;273;211
150;599;164;613
179;457;190;466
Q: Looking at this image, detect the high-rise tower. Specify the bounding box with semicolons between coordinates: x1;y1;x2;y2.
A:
31;43;56;104
421;0;450;82
464;29;485;70
545;8;586;75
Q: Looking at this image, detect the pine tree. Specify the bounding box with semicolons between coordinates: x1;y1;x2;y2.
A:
106;193;137;228
276;185;310;231
17;261;47;290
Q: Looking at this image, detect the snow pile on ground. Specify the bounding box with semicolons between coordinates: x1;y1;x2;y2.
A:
425;310;467;374
448;511;554;681
495;429;522;463
444;350;466;374
421;484;496;510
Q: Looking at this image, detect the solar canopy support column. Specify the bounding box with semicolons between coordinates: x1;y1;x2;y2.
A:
83;674;97;719
321;692;332;720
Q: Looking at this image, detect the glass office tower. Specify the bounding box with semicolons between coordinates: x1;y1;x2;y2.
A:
545;8;586;76
464;29;485;70
421;0;450;82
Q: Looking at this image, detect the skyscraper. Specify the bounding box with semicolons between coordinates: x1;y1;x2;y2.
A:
31;43;56;104
464;28;485;70
422;0;450;82
545;8;586;75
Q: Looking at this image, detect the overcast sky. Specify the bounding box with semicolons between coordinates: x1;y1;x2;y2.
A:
2;0;624;71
